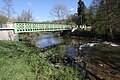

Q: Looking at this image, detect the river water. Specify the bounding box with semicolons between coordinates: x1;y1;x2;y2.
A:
36;33;120;80
37;33;63;48
37;33;89;48
37;33;85;58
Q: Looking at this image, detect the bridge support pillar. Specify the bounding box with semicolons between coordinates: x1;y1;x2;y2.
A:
0;22;19;41
0;29;18;41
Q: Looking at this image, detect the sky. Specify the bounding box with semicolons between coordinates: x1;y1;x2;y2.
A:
0;0;92;21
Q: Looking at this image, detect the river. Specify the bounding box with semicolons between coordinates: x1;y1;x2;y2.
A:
36;33;120;80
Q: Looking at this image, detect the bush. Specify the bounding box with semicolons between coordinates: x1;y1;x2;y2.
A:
71;28;93;37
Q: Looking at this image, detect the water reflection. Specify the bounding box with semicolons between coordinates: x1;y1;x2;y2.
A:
37;33;63;48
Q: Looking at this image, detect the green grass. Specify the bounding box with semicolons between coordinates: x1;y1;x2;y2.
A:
0;41;81;80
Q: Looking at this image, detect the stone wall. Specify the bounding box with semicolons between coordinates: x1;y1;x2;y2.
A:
0;22;18;41
0;29;18;41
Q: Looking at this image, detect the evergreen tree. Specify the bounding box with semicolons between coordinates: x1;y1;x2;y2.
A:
86;6;95;26
77;0;86;26
92;0;120;41
66;13;79;25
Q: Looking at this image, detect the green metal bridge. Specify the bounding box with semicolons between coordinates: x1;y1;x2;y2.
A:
14;22;72;33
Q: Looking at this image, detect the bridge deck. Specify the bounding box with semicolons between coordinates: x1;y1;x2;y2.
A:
14;22;72;33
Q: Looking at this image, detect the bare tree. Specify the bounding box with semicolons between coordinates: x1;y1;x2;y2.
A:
0;8;8;23
0;15;8;24
17;9;34;21
50;3;68;20
0;7;4;15
2;0;15;19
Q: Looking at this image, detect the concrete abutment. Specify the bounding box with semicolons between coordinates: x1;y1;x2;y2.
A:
0;22;18;41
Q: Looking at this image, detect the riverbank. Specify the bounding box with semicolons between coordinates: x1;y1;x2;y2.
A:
69;28;120;43
35;32;120;80
86;44;120;80
1;32;120;80
0;40;83;80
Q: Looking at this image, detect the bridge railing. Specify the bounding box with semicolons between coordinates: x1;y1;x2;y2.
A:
14;22;72;33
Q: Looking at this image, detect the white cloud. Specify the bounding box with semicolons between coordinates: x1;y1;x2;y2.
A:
36;17;39;19
27;2;32;6
68;7;74;11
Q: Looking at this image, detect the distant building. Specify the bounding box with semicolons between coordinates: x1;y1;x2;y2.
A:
79;25;92;31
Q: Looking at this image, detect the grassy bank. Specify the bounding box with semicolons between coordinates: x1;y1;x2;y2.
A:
0;41;82;80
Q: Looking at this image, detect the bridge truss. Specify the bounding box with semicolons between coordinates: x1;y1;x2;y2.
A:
14;22;72;33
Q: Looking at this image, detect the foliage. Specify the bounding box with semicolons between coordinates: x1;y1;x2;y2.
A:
0;15;8;24
77;0;87;25
91;0;120;41
0;41;82;80
86;6;96;26
18;32;41;41
71;28;93;37
66;14;79;26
